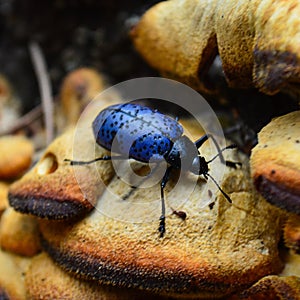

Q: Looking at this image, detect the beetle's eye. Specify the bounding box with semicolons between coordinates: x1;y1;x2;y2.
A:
191;157;200;175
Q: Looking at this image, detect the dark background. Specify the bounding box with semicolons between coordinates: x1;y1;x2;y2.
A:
0;0;160;111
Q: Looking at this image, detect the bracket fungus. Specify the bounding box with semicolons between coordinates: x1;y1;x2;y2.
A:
0;136;33;181
131;0;300;95
251;111;300;214
26;117;286;298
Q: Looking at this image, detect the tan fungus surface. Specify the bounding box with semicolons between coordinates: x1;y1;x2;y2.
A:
38;119;285;298
0;135;33;180
131;0;300;95
0;207;41;257
251;111;300;214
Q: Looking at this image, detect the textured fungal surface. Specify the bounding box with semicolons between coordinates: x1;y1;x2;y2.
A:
237;275;300;299
39;120;286;298
251;111;300;214
131;0;300;95
26;253;171;300
0;136;33;180
8;127;114;220
0;1;299;298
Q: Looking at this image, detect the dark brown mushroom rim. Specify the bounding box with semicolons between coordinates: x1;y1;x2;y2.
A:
41;236;261;298
8;193;89;220
253;49;300;95
238;275;300;299
254;175;300;215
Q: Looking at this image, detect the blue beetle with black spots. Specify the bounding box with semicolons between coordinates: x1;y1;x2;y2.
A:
92;103;182;163
65;103;240;237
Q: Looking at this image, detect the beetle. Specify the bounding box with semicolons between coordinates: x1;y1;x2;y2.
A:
65;102;241;237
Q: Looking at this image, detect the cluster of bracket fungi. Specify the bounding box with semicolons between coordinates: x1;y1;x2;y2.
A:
0;0;299;299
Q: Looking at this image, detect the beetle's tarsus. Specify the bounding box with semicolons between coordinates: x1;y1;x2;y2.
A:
158;215;166;238
225;161;242;169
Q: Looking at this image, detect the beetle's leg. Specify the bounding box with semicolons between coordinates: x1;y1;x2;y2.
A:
195;134;241;168
122;185;137;201
122;163;161;201
225;159;242;169
64;155;125;165
159;165;173;238
194;134;209;149
195;134;226;163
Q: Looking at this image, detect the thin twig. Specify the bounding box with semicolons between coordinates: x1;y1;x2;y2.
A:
29;41;54;144
0;105;42;136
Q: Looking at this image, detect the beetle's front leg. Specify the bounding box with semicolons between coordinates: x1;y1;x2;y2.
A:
158;165;173;238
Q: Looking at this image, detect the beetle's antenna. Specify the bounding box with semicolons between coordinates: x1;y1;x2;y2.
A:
204;173;232;204
207;144;237;164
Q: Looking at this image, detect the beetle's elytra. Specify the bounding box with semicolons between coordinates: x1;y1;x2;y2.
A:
65;102;241;237
93;103;183;163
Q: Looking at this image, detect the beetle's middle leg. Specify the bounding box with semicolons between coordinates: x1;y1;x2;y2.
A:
122;162;162;201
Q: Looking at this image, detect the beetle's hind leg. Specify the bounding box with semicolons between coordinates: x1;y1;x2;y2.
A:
122;185;137;201
122;178;147;201
64;155;112;165
122;162;162;201
64;155;126;165
215;144;242;169
225;159;242;169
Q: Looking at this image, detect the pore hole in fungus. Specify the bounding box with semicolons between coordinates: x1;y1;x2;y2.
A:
36;153;58;175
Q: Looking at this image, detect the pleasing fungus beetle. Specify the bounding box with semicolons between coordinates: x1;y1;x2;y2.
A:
65;103;241;237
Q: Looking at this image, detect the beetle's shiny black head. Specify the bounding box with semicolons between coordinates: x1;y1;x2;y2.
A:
165;136;199;171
